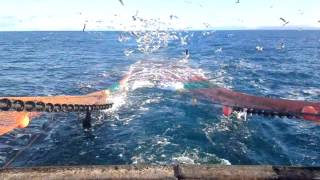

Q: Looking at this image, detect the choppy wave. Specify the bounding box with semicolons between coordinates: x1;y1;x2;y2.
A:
0;31;319;167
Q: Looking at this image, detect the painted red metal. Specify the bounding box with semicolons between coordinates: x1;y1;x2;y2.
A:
193;87;320;121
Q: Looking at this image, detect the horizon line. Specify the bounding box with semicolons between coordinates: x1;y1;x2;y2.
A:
1;28;320;32
1;25;320;32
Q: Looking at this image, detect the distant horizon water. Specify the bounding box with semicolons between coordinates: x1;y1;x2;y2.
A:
1;26;320;32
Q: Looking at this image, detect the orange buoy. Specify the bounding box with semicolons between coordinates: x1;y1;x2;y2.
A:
301;106;320;121
223;106;233;116
0;112;30;135
17;112;30;128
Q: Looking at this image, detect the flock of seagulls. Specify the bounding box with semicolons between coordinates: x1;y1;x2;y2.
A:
79;0;320;55
76;0;319;56
233;0;319;26
81;0;319;32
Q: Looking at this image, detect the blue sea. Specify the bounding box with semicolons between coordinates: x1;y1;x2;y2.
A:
0;30;319;167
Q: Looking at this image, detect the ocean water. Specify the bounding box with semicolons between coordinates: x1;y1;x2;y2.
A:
0;30;319;167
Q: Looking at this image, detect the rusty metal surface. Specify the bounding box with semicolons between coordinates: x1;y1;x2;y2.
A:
0;165;175;180
0;165;319;180
176;165;320;180
176;165;277;179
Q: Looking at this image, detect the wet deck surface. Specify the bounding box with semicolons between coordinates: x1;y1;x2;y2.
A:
1;165;320;179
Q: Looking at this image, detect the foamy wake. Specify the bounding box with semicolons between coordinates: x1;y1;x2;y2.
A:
127;60;207;90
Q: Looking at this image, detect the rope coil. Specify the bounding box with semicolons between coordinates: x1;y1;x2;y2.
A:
0;98;113;112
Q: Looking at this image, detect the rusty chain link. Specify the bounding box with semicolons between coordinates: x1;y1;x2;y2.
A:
0;98;113;112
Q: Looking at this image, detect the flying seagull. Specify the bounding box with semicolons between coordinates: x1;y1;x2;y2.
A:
82;23;86;32
298;9;304;15
132;11;139;21
118;0;124;6
169;15;179;20
256;46;263;52
280;17;289;26
203;23;210;28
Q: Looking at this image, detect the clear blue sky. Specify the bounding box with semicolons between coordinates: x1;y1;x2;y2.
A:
0;0;319;31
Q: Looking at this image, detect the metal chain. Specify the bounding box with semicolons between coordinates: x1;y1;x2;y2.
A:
2;98;318;119
206;100;307;119
0;98;113;112
231;106;297;119
231;105;319;119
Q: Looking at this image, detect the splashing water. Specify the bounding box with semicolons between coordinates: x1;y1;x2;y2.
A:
103;58;233;117
105;60;207;106
102;61;201;121
126;60;207;90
